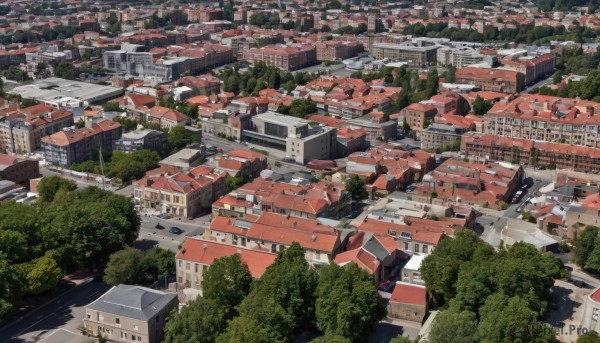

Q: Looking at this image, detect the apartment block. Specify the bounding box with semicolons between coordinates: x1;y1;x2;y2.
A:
113;129;170;157
315;40;364;61
370;42;439;66
0;154;40;186
243;111;337;164
346;115;398;143
401;102;437;133
482;94;600;148
41;120;122;167
500;53;556;85
455;67;525;93
133;165;227;218
84;285;177;343
246;44;317;71
420;123;466;150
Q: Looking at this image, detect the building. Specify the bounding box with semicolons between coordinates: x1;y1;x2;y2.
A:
346;115;398;143
482;94;600;148
401;103;438;134
0;154;40;186
83;285;178;343
315;41;364;61
146;107;190;129
500;53;555;85
243;111;337;164
9;78;124;105
175;238;276;298
581;286;600;333
400;254;426;285
420;123;466;150
205;212;342;265
455;67;525;93
387;282;427;323
133;165;227;218
177;74;221;96
461;133;600;172
216;149;268;177
246;44;317;71
0;107;74;154
337;127;367;156
113;129;170;157
370;42;439;66
41;120;123;166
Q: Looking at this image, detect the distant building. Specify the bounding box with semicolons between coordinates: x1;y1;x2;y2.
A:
243;111;337;164
41;120;122;166
145;107;190;129
113;129;169;157
315;41;364;61
83;285;178;343
420;123;466;150
0;154;40;186
246;44;317;71
371;42;439;66
346;115;398;143
216;149;268;178
455;67;525;93
401;103;437;135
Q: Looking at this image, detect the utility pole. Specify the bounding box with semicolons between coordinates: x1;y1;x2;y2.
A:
99;147;106;191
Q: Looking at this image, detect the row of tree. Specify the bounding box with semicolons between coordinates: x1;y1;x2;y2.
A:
573;226;600;271
219;61;318;96
539;71;600;102
70;149;161;183
103;246;175;286
0;176;140;319
421;230;564;342
157;95;200;120
163;243;386;343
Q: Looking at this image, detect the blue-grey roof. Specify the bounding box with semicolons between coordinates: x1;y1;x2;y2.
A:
87;285;177;321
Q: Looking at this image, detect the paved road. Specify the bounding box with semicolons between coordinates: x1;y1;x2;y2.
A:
2;281;111;343
136;214;209;252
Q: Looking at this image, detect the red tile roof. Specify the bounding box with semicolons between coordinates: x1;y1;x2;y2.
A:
389;282;427;306
334;247;380;275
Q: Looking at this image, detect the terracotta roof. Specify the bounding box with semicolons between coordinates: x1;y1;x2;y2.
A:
389;281;427;306
334;247;380;275
176;238;276;278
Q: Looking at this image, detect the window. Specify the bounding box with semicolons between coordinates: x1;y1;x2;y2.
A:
403;242;409;250
116;318;120;325
195;264;198;272
99;314;104;321
241;237;246;247
414;244;420;253
186;263;190;270
133;324;139;331
178;260;182;267
132;335;136;341
422;245;428;254
138;337;142;342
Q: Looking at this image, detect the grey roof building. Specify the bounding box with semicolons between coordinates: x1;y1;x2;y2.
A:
84;285;178;343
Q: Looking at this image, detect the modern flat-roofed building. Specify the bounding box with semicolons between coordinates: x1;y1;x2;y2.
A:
9;78;124;105
346;115;398;143
243;111;337;164
113;129;170;157
83;285;178;343
370;42;439;66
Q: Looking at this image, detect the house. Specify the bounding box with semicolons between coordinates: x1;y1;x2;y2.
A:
146;106;190;129
387;281;427;323
216;149;268;178
175;238;276;300
83;285;178;343
0;154;40;186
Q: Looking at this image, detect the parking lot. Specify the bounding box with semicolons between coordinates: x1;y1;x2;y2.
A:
543;279;591;342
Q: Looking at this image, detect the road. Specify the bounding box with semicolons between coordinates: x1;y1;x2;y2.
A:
525;74;554;93
136;214;209;252
1;281;111;343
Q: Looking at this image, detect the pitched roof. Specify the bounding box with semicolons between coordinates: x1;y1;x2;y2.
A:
86;285;177;321
389;281;427;306
334;247;380;275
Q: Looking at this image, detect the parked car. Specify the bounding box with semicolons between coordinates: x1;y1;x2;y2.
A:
571;279;586;288
158;213;170;219
379;281;395;292
155;223;165;230
169;227;183;235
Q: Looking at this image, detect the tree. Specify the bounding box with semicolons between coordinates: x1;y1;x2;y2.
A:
202;254;253;319
311;334;352;343
345;174;368;201
446;66;457;83
37;176;77;203
238;289;294;342
472;95;493;116
574;226;600;267
429;309;478;343
0;255;24;319
16;253;62;295
106;149;161;183
163;298;227;343
316;263;386;342
103;101;122;112
168;126;195;152
577;331;600;343
146;246;175;277
288;99;317;118
103;247;150;286
216;316;272;343
402;117;411;132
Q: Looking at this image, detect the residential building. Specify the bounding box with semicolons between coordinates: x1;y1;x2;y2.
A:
482;94;600;148
216;149;268;177
455;67;525;93
146;107;190;129
413;158;524;209
370;42;439;66
113;129;170;157
246;44;317;71
500;53;556;85
133;165;227;218
41;120;122;167
420;123;466;150
565;193;600;240
243;111;337;164
346;115;398;143
401;103;438;134
400;254;426;285
0;154;40;186
205;212;342;265
315;41;364;61
175;238;276;297
83;285;178;343
335;247;383;283
337;127;367;156
176;74;221;96
461;133;600;172
0;107;74;154
387;282;427;323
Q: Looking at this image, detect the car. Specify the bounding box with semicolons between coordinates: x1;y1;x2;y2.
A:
158;213;170;219
169;227;183;235
155;223;165;230
552;321;565;328
571;279;586;288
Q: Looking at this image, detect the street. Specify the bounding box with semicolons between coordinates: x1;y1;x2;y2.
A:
1;281;111;343
136;213;209;252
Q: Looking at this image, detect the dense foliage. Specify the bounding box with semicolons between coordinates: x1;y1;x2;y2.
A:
277;99;318;118
421;230;562;343
472;95;493;116
104;246;175;286
344;174;368;201
0;180;140;319
71;149;161;183
573;226;600;270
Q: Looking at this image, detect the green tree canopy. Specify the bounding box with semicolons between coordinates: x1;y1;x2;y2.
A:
168;125;195;153
577;331;600;343
202;254;253;319
429;309;478;343
574;226;600;268
16;253;62;295
146;246;175;277
103;247;150;286
344;174;368;201
163;297;227;343
216;316;272;343
37;176;77;203
472;95;493;116
0;255;24;318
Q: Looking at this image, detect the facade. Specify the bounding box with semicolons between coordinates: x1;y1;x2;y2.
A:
370;42;439;66
243;111;337;164
246;44;317;71
455;67;525;93
146;107;191;129
401;103;438;133
346;116;398;143
133;165;227;218
0;154;40;186
387;282;427;323
581;287;600;333
337;127;367;156
113;129;170;157
41;120;123;167
83;285;178;343
500;53;556;85
482;94;600;148
315;41;364;61
216;149;268;177
175;238;276;294
420;123;466;150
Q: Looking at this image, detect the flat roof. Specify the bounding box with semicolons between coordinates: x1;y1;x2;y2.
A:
38;329;96;343
255;111;308;128
373;43;440;52
403;254;426;272
10;77;124;104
